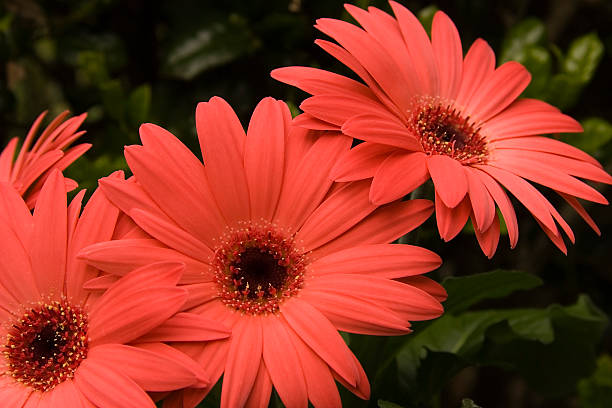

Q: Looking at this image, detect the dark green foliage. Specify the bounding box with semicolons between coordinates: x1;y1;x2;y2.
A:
578;355;612;408
442;270;543;314
351;272;607;407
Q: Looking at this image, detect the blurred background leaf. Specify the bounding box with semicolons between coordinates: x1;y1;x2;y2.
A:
460;399;482;408
357;272;608;407
578;354;612;408
442;270;543;314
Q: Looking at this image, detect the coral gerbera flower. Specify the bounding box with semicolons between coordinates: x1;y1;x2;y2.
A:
271;2;612;257
0;170;229;407
79;96;446;408
0;110;90;208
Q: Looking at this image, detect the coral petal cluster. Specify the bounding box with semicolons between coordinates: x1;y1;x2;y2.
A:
80;96;447;407
272;1;612;256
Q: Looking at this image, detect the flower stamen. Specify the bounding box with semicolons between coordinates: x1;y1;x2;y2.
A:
213;222;307;315
411;102;488;164
3;300;88;392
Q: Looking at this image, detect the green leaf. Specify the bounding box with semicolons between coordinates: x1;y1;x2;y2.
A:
442;270;543;314
545;73;584;110
392;295;607;403
128;84;151;125
561;117;612;155
518;46;552;98
500;18;546;63
483;299;605;396
64;154;128;195
394;312;504;398
99;80;125;122
579;355;612;408
162;14;258;80
461;399;482;408
286;100;300;118
8;58;67;121
506;309;554;343
378;400;406;408
562;33;604;83
0;12;13;33
76;50;110;85
195;379;222;407
417;6;438;36
543;33;603;109
34;37;56;63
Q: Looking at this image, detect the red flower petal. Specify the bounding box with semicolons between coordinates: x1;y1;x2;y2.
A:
427;155;468;208
455;39;496;111
137;313;230;343
435;193;471;242
75;358;155;408
298;180;377;251
472;213;500;259
465;167;496;231
315;16;414;109
302;289;409;336
370;151;429;204
88;263;187;345
87;344;207;392
271;66;376;101
262;316;308;408
483;98;582;140
473;168;519;248
80;238;212;284
476;164;557;234
558;192;600;235
286;327;342;407
432;11;463;100
490;151;607;204
313;199;433;258
245;98;290;220
274;132;351;231
390;0;438;95
310;243;441;279
66;179;120;301
196;97;250;224
244;359;273;408
281;298;358;387
465;61;531;122
221;317;263;408
31;170;67;298
330;142;396;182
491;136;600;168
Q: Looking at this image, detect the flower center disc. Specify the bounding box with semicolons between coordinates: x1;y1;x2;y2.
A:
3;300;88;392
412;103;488;164
213;223;307;315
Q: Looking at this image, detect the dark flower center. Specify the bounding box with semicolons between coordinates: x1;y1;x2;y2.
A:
213;223;307;314
3;300;88;392
231;247;289;299
412;103;488;164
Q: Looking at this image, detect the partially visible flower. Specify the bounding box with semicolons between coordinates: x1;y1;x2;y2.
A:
80;97;446;408
0;170;229;407
272;1;612;257
0;110;90;208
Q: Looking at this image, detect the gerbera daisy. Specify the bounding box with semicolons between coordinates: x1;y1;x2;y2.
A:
271;2;612;257
79;96;446;408
0;110;90;209
0;170;229;407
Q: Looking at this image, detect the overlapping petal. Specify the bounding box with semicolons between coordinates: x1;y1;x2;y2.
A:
0;111;89;208
0;173;223;407
271;1;610;255
78;97;444;408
